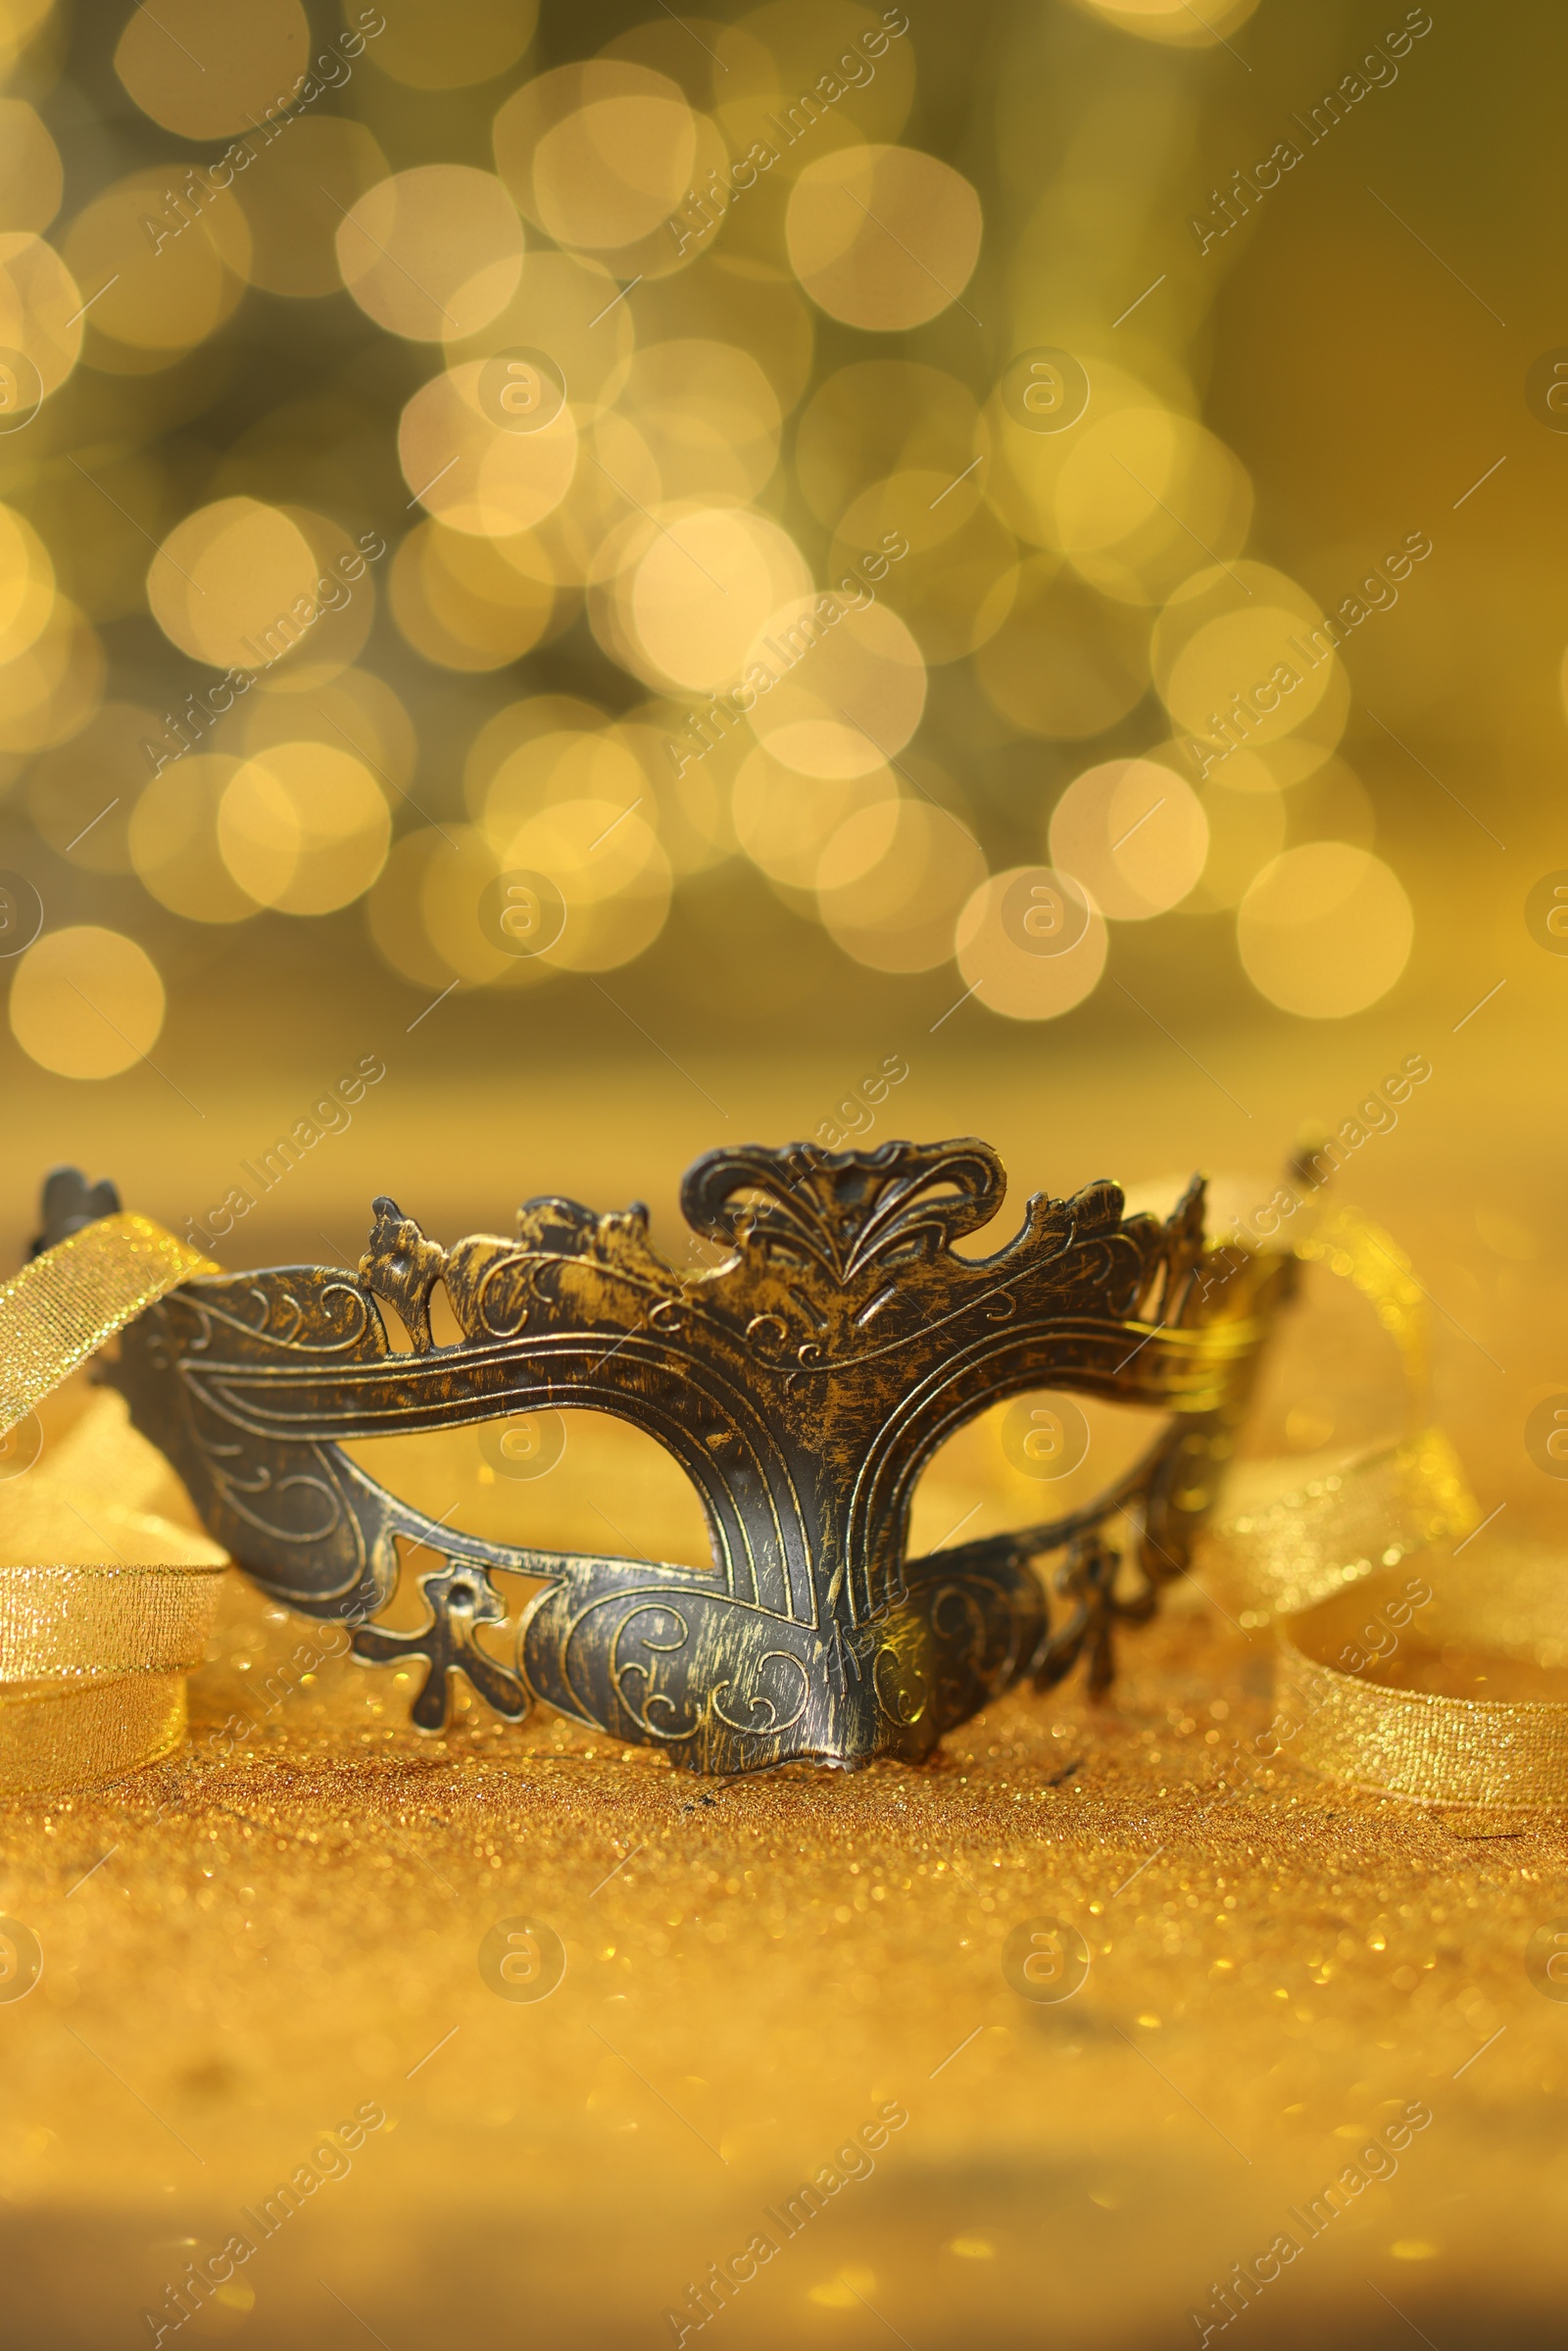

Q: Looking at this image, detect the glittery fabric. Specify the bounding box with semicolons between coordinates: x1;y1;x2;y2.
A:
0;1215;211;1435
0;1671;188;1801
1206;1427;1476;1620
1;1283;228;1796
1278;1551;1568;1804
0;1561;225;1681
1;1561;1566;2351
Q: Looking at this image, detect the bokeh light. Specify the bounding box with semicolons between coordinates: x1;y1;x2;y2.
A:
1236;844;1414;1018
1072;0;1260;45
8;925;165;1077
0;231;82;402
62;170;250;362
732;744;895;888
816;799;986;971
114;0;311;139
745;594;926;776
147;499;321;670
130;755;258;924
628;509;808;692
494;61;699;251
398;364;579;537
218;742;391;914
0;0;1438;1070
390;521;556;672
786;145;981;330
0;102;62;234
1047;756;1208;920
336;168;525;342
955;867;1109;1021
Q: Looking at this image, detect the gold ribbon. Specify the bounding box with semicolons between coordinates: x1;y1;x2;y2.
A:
0;1217;226;1801
1203;1426;1476;1623
1202;1202;1566;1806
1274;1551;1568;1807
1204;1203;1478;1621
0;1212;211;1436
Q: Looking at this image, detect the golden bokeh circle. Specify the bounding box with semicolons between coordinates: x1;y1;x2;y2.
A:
398;364;579;537
464;694;608;822
785;144;982;330
367;826;513;991
130;756;258;925
745;594;926;777
1055;409;1251;607
62;170;251;359
494;62;698;251
618;338;782;504
147;499;320;670
955;868;1109;1021
732;745;897;888
240;508;378;693
0;0;52;81
0;595;105;755
0;102;62;235
0;232;82;404
535;89;697;250
337;168;524;342
416;826;548;989
8;924;166;1078
446;250;636;422
628;508;809;693
1071;0;1259;45
1152;561;1322;697
218;742;391;914
114;0;310;139
816;801;987;973
495;799;673;973
1164;606;1337;747
479;724;646;852
238;667;417;795
1236;845;1414;1019
1048;757;1208;921
0;499;53;662
390;521;556;673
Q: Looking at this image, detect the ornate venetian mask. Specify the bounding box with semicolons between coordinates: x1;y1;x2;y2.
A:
97;1139;1293;1774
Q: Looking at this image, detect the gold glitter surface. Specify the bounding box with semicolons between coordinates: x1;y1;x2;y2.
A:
0;1464;1565;2348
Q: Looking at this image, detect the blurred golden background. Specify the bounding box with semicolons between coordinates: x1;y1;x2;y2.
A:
2;2;1567;2345
3;0;1564;1517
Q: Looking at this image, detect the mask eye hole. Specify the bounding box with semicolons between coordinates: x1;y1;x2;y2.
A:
907;1392;1172;1555
340;1412;719;1575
